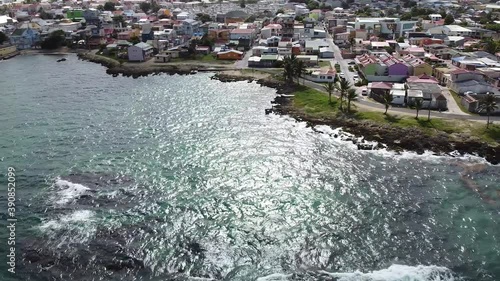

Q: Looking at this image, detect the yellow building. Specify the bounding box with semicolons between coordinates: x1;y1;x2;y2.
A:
0;45;18;59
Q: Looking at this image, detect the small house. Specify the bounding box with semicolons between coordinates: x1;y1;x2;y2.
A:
217;50;243;60
127;42;153;62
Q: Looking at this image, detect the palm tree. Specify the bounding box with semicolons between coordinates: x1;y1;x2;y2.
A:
323;82;335;104
382;91;393;115
294;60;309;85
335;78;351;112
414;98;423;119
282;54;297;83
346;88;358;112
478;93;499;128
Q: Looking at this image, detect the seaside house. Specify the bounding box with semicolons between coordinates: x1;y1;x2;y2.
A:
305;69;336;83
127;42;153;62
448;69;499;94
9;28;40;49
217;50;243;60
407;82;447;109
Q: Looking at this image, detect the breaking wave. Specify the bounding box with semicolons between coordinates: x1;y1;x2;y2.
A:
318;264;457;281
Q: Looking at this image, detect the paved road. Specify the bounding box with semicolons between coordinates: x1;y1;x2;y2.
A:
234;50;252;69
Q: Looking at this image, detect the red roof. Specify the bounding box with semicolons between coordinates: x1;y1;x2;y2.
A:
450;69;469;75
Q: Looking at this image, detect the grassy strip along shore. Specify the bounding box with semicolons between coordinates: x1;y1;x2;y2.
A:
77;52;234;78
213;71;500;164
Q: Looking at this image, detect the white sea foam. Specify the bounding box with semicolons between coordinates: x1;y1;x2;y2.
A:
256;273;293;281
39;210;95;231
53;178;90;205
318;264;456;281
314;125;496;166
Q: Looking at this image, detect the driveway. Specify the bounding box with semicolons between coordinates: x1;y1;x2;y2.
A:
234;50;252;69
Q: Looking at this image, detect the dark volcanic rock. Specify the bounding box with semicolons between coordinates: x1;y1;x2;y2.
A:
269;95;500;164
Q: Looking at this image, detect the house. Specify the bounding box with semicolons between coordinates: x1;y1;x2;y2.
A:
401;54;432;76
248;54;281;67
407;82;447;109
367;82;393;100
305;69;336;82
217;49;243;60
296;55;318;66
182;19;200;36
461;94;500;114
319;47;334;58
448;69;499;94
196;46;210;55
154;53;171;63
406;74;439;84
9;28;40;49
305;40;329;55
229;29;256;41
379;55;410;76
127;42;153;62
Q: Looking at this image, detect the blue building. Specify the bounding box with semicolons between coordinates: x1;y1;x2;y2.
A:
9;28;40;49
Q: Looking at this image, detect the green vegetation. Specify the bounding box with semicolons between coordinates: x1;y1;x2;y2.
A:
478;94;499;129
291;88;500;143
449;90;473;115
348;66;354;72
334;63;341;72
41;30;66;50
172;54;234;64
0;31;8;44
282;54;310;84
103;2;116;11
319;61;331;68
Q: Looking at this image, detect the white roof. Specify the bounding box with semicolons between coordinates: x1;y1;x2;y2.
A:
390;89;406;96
446;25;472;32
319;47;333;53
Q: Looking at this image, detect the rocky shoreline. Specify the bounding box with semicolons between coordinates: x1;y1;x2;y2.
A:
213;73;500;165
77;52;233;78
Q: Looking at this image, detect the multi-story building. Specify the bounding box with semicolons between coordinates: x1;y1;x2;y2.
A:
354;18;417;39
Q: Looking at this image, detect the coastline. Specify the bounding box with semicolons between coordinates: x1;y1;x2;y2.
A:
77;51;236;78
43;51;499;164
212;72;500;165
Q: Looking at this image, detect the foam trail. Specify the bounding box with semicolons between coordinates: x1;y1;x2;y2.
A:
53;178;90;205
319;264;456;281
39;210;95;231
256;273;293;281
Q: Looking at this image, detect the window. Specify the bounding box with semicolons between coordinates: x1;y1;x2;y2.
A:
327;76;332;79
320;76;325;79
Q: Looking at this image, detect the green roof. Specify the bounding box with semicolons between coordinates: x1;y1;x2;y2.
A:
261;54;278;60
11;28;26;36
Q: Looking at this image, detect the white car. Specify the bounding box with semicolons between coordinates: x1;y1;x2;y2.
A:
339;72;345;78
361;88;368;96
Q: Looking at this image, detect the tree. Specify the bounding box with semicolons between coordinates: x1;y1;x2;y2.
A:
276;8;284;15
129;35;141;44
103;2;116;11
478;93;498;128
282;54;297;83
41;30;66;49
294;60;309;84
397;36;405;43
382;92;393;115
413;98;423;119
335;78;351;112
140;2;151;13
346;88;357;112
323;82;335;104
482;38;500;54
239;0;245;8
0;31;8;45
97;5;104;11
444;14;454;25
196;13;212;23
113;15;127;27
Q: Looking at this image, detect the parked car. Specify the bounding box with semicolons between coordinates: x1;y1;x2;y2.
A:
339;72;345;78
348;61;356;65
361;88;368;96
